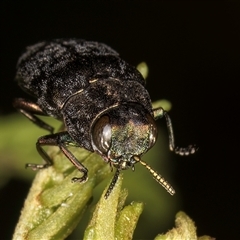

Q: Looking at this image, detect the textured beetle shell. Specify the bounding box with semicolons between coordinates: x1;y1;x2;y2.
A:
16;39;153;151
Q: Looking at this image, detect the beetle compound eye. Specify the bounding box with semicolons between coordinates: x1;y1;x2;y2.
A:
91;115;112;154
147;114;158;149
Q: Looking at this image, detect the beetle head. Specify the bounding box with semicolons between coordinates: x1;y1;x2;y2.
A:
91;103;157;169
91;103;176;199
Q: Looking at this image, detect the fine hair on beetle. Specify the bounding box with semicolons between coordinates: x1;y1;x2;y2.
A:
13;39;198;199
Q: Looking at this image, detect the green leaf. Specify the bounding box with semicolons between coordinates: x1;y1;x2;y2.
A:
154;211;214;240
12;146;113;240
115;201;143;240
84;175;144;240
137;62;149;80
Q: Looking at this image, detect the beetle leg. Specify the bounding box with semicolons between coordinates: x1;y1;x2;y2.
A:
13;98;54;134
26;132;88;182
153;107;198;155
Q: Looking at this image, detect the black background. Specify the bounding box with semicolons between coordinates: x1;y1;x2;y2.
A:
1;1;239;239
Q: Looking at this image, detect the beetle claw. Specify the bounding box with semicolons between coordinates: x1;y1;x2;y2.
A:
71;175;88;183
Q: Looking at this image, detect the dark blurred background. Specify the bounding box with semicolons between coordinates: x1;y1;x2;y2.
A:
1;1;239;239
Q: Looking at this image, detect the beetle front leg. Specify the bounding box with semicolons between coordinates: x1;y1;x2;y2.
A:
59;143;88;182
26;132;88;182
153;107;198;155
13;98;54;134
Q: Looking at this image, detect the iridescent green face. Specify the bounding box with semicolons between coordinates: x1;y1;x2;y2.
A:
91;104;157;170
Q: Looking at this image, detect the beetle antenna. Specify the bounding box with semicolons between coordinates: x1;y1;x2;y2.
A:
134;156;175;195
104;168;121;199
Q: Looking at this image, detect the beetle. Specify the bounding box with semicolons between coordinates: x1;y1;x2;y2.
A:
13;39;197;198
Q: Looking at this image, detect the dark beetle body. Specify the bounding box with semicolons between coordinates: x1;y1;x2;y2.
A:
16;39;152;151
15;39;197;198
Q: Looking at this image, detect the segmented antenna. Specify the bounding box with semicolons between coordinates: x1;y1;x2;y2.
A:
134;156;175;195
104;168;121;199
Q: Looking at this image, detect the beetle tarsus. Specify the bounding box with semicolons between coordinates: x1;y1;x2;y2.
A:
71;174;88;183
174;144;199;156
153;107;198;156
25;163;51;170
